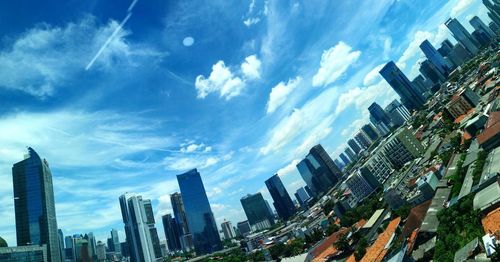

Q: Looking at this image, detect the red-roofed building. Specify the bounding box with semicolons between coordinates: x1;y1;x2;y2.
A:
477;111;500;151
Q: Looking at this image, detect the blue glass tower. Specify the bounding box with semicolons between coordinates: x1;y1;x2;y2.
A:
445;18;479;55
12;147;61;262
419;40;450;77
177;169;222;255
379;61;426;111
265;174;296;220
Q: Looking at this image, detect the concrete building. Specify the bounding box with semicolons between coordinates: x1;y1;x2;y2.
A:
0;245;47;262
354;131;372;149
445;18;479;55
385;99;411;128
381;128;425;169
236;221;251;236
345;172;375;202
221;220;236;240
446;88;481;119
359;152;394;187
344;147;358;161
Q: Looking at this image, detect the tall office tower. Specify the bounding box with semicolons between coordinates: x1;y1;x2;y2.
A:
110;229;121;254
354;132;372;149
470;16;496;38
379;61;426;111
448;44;471;67
12;147;61;262
419;59;446;85
472;30;492;47
490;21;500;33
119;193;157;262
143;199;162;259
483;0;500;27
344;147;357;161
170;192;193;252
412;75;433;95
339;153;351;166
385;100;411;128
438;39;454;57
240;193;274;231
347;139;362;154
220;220;236;240
309;144;343;182
58;229;64;261
361;124;379;142
294;187;311;208
297;153;336;196
368;102;392;127
177;169;222;255
84;233;96;259
419;40;450;77
64;235;74;261
445;18;479;55
162;214;182;252
345;172;375;202
236;221;251;236
265;174;296;220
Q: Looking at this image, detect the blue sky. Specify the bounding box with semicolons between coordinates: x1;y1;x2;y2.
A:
0;0;489;244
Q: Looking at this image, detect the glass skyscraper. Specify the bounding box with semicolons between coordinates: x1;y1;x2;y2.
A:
170;192;193;252
379;61;426;111
162;214;182;252
240;193;274;228
419;39;450;77
12;147;61;262
177;169;222;255
265;174;296;220
445;18;479;55
368;102;392;127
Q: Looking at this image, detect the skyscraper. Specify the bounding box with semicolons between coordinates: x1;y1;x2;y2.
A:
354;132;372;149
177;169;222;255
361;124;379;142
347;139;362;154
384;100;411;128
339;153;351;166
143;199;162;259
297;154;335;196
220;220;236;240
170;192;193;252
379;61;426;111
265;174;296;220
368;102;392;128
344;147;357;161
110;229;121;255
240;193;274;230
119;193;157;262
419;40;450;77
445;18;479;55
162;214;182;252
419;59;446;85
438;39;454;57
294;187;311;208
309;144;343;182
483;0;500;27
12;147;61;262
470;16;496;38
58;229;64;261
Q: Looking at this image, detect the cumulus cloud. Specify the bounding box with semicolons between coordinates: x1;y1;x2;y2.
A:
241;55;262;79
363;63;386;86
180;142;211;153
195;55;261;100
276;159;300;178
396;31;433;70
451;0;475;17
312;41;361;87
266;77;302;114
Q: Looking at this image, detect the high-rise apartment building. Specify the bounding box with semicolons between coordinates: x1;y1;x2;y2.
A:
12;147;61;262
119;193;158;262
143;199;162;259
361;124;379;142
384;100;411;128
240;193;274;231
177;169;222;255
354;132;372;149
265;174;296;220
110;229;121;255
220;220;236;240
345;172;375;203
170;192;194;252
339;153;351;166
344;147;357;161
381;128;425;169
380;61;426;111
309;144;343;182
445;18;479;55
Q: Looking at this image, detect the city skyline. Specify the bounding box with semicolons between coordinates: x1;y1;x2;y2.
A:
0;0;492;247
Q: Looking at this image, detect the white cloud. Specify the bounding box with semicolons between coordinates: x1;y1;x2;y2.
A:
383;36;392;60
195;61;245;100
336;81;397;116
266;77;302;114
363;63;386;86
396;31;433;70
451;0;475;17
180;142;211;153
195;55;261;100
276;159;300;178
312;41;361;87
0;16;163;98
241;55;262;80
243;17;261;27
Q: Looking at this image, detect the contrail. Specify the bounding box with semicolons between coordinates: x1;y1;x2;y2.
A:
85;0;138;70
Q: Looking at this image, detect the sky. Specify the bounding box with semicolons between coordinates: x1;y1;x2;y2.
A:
0;0;490;245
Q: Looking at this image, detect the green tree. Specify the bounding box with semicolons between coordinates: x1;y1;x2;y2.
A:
354;237;368;261
394;204;411;220
334;234;350;253
0;236;7;247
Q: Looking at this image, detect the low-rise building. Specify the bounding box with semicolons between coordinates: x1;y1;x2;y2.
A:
446;88;480;120
0;245;47;262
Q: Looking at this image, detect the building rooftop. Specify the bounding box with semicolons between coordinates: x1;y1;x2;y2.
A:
473;180;500;211
462;140;480;167
397;200;432;242
453;238;480;262
420;187;451;233
360;217;401;262
480;147;500;185
477;111;500;147
362;209;385;229
481;206;500;236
